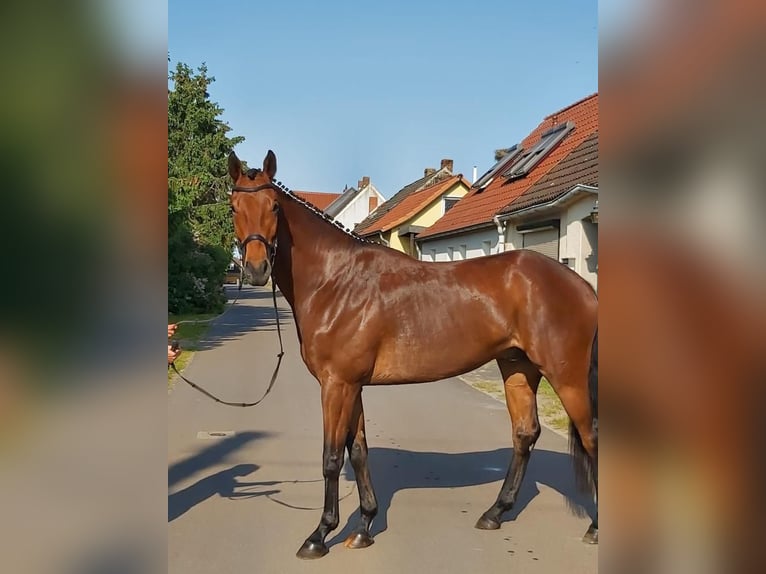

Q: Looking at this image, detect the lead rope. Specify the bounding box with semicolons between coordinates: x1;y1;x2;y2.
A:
169;278;285;407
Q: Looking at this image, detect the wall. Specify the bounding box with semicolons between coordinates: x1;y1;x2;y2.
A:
504;193;598;287
560;194;599;288
417;226;499;261
418;193;598;287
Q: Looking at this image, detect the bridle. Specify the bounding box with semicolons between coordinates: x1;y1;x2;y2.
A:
168;179;286;408
232;182;282;288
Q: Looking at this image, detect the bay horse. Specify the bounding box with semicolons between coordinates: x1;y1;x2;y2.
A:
229;150;598;559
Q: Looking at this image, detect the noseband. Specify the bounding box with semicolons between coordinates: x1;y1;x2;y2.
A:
232;182;282;276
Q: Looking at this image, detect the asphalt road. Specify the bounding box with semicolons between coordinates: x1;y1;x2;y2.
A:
168;286;597;574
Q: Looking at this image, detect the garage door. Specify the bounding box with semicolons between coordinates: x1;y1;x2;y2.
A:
522;227;559;259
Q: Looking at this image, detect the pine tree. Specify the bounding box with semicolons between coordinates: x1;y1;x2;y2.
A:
168;62;243;313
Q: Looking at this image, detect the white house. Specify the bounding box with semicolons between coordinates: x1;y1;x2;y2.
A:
325;177;386;231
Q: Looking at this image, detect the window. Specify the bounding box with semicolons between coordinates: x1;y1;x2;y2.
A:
503;122;574;181
444;197;460;213
483;240;492;256
518;220;561;260
472;144;523;191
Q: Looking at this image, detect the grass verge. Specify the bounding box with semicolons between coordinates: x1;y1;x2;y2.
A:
167;312;217;386
460;365;569;434
536;378;569;433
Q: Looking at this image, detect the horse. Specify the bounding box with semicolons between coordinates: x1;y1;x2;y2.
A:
228;150;598;559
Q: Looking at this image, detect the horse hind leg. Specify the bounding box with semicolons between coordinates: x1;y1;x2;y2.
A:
548;364;598;544
476;358;541;530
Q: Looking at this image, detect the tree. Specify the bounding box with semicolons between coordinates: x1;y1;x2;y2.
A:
168;62;243;314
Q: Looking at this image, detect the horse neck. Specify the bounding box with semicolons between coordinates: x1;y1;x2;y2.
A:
271;191;357;308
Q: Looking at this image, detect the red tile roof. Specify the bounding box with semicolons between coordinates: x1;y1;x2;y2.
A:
354;169;452;234
292;191;342;211
419;93;598;239
499;131;598;215
357;175;469;236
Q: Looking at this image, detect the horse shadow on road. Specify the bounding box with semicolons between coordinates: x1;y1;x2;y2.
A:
168;438;596;543
326;446;596;547
168;430;277;522
169;463;280;522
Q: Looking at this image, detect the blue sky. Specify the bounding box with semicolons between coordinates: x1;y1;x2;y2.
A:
169;0;597;197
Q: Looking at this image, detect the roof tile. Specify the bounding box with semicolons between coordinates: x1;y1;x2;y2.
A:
355;168;453;234
292;191;342;211
358;175;469;235
500;132;598;214
419;93;598;239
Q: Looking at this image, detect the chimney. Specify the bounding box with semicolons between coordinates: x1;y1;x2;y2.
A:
440;159;453;173
368;195;378;213
357;176;370;189
472;165;478;183
424;167;436;177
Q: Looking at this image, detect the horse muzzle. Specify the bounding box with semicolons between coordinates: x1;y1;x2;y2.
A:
244;259;271;286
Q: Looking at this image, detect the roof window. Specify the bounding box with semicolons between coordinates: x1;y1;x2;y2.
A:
503;122;574;180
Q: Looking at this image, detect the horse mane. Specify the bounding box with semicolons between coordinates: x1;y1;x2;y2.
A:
245;168;373;244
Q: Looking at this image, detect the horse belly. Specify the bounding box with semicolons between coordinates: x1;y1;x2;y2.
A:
370;315;508;384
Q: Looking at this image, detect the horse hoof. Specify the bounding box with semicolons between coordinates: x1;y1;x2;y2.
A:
344;530;375;549
474;514;501;530
582;524;598;544
296;540;329;559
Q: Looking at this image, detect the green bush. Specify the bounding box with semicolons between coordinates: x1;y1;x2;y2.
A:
168;219;229;314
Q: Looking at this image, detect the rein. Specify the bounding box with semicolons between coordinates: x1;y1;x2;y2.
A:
169;181;286;408
170;278;284;407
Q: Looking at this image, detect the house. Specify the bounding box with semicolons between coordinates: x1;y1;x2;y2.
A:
325;177;386;231
416;94;599;286
293;178;385;232
354;160;470;257
498;131;598;286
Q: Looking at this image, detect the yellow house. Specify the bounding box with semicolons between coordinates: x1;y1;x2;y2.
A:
355;170;471;257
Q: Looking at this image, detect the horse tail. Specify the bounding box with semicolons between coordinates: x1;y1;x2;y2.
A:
569;328;598;494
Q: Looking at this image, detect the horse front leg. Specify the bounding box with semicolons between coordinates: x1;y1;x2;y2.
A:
296;379;360;559
344;392;378;549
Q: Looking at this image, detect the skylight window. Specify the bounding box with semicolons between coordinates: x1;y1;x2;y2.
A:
472;144;523;191
503;122;574;181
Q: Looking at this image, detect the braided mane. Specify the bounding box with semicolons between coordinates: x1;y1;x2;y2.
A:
244;168;374;244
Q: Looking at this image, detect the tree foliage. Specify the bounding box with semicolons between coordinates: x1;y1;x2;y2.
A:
168;62;243;314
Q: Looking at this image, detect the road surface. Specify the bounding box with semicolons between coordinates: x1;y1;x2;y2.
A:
168;286;597;573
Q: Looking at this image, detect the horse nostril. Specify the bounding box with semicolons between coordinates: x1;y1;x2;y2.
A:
245;260;269;281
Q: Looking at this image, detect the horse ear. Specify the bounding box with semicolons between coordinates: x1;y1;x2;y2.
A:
263;150;277;180
228;151;242;181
